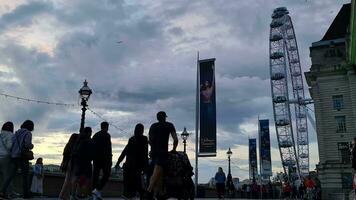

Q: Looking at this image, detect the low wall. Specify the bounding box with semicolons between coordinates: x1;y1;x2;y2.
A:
1;172;123;197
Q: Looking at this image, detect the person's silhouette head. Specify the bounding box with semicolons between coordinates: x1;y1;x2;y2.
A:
101;121;109;132
156;111;167;122
21;120;34;131
134;123;144;137
1;121;14;133
81;127;92;140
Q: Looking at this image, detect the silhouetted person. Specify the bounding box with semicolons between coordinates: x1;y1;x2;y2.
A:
115;123;148;199
215;167;226;199
147;111;178;196
59;133;79;200
0;122;14;199
91;122;112;199
304;176;315;200
1;120;34;199
30;157;44;196
71;127;93;198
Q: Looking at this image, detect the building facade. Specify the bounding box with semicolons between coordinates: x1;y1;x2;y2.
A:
305;4;355;198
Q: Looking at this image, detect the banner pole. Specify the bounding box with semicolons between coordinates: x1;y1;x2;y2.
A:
195;51;199;196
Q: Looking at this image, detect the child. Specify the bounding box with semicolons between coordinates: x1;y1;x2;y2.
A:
31;158;44;196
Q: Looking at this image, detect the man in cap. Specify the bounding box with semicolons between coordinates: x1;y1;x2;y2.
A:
147;111;178;196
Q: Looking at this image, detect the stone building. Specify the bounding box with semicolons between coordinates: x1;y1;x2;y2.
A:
305;3;355;199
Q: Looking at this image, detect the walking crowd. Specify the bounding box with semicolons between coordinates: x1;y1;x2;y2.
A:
0;111;195;200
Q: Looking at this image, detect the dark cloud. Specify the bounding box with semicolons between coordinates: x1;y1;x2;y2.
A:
0;1;52;31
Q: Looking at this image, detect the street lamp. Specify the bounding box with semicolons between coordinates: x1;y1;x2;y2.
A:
226;148;234;196
78;80;92;133
181;127;189;153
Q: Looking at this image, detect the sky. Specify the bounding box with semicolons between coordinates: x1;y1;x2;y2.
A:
0;0;350;183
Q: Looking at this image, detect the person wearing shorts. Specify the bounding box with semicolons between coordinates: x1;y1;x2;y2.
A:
147;111;178;196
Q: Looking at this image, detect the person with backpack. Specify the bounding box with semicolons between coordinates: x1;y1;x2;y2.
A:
91;122;112;199
115;123;148;199
0;122;15;199
1;120;34;199
59;133;79;200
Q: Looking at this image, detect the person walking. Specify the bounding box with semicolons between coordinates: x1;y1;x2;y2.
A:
0;122;15;199
214;167;226;199
304;176;315;200
71;127;93;199
115;123;148;199
147;111;178;197
1;120;34;199
30;158;44;196
91;122;112;199
59;133;79;200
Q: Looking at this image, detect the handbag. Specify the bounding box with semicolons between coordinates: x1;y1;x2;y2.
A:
15;133;34;160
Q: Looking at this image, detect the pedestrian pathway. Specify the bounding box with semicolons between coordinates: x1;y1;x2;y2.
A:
25;198;278;200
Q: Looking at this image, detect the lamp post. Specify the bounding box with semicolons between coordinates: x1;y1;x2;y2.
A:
78;80;92;133
226;148;233;197
181;127;189;153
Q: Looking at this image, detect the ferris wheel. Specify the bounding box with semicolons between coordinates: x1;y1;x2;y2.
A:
269;7;309;178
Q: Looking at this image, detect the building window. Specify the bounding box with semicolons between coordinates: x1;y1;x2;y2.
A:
338;142;351;164
340;149;351;164
335;116;346;133
332;95;344;110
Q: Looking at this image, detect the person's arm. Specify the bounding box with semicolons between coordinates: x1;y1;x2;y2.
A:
24;132;34;149
143;137;149;170
108;134;113;161
148;125;153;145
5;134;13;151
116;142;128;167
170;124;178;151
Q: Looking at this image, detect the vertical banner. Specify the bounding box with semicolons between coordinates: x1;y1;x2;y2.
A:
259;119;272;178
199;58;216;157
249;138;258;180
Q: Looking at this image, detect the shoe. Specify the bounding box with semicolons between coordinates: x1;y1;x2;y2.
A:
92;189;102;199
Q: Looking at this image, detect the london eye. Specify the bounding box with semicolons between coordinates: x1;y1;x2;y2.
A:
269;7;310;178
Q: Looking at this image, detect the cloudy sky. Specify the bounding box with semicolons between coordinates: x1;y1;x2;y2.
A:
0;0;350;183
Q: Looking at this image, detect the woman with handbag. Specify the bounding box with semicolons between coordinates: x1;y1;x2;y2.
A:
0;120;34;199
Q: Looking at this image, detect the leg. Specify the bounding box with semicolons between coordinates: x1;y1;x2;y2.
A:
59;169;73;200
135;171;144;199
20;159;30;198
147;165;163;193
96;162;111;190
92;161;100;190
1;158;18;195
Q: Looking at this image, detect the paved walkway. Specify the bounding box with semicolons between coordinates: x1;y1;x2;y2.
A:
25;198;279;200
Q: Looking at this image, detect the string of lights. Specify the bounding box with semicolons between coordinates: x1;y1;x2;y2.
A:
0;91;130;135
0;92;77;107
87;107;130;136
